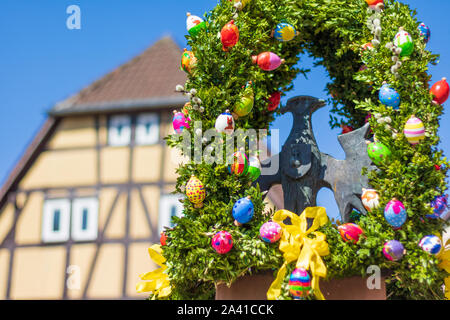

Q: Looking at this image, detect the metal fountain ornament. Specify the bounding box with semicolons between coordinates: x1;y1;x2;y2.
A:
256;96;376;222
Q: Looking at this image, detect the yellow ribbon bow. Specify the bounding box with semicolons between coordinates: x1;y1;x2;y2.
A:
267;207;330;300
136;244;172;299
437;237;450;300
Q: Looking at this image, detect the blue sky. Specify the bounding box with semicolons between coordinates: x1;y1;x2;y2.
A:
0;0;448;220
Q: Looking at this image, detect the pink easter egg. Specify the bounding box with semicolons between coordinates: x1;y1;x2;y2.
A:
212;231;233;254
259;221;282;243
172;111;191;133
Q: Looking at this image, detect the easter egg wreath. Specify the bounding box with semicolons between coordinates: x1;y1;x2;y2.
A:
138;0;450;300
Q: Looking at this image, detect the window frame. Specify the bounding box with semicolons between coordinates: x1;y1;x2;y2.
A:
42;198;71;243
108;114;132;146
135;112;160;146
71;197;99;242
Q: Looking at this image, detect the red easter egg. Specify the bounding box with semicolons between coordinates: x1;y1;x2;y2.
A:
267;92;281;111
430;77;449;105
252;52;284;71
221;20;239;51
365;0;383;8
338;223;364;244
160;232;167;246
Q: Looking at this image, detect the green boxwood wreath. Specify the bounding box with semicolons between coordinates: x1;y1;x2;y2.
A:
160;0;450;300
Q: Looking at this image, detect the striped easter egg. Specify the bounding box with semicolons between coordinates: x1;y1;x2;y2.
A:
403;115;425;145
228;151;249;176
289;268;312;299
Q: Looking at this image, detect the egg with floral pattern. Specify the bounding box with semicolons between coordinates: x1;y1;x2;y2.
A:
181;49;197;74
273;22;298;42
384;199;407;228
172;110;191;134
212;231;233;254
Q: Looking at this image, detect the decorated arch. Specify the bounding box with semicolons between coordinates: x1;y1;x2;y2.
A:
137;0;450;300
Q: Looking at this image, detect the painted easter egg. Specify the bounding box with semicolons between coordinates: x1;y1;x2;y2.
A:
221;20;239;51
427;195;448;219
212;231;233;254
367;141;392;166
232;196;254;226
172;110;191;134
228;151;249;176
259;221;282;243
215;110;235;135
273;22;298;42
361;188;380;213
383;240;405;261
418;22;431;43
430;77;449;105
365;0;384;9
252;52;285;71
233;81;254;118
181;49;197;73
267;92;281;111
182;102;192;115
394;28;414;57
403;115;425;145
379;83;401;109
419;235;442;255
384;198;407;228
186;175;206;208
160;232;167;246
186;12;206;37
338;223;364;244
247;156;261;181
289;268;312;299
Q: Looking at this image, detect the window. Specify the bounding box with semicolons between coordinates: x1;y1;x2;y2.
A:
108;115;131;146
71;197;99;241
42;197;99;243
135;113;159;145
158;194;184;234
42;199;71;243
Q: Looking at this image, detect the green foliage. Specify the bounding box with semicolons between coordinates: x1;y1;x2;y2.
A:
160;0;449;300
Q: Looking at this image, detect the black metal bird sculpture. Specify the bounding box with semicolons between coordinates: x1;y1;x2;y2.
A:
256;95;375;222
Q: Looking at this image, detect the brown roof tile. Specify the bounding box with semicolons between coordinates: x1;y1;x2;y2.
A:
51;36;187;115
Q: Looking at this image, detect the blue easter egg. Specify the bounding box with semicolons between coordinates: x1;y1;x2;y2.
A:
232;197;254;224
427;195;448;219
379;84;401;109
273;22;297;42
384;199;407;228
418;23;431;43
419;235;442;255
